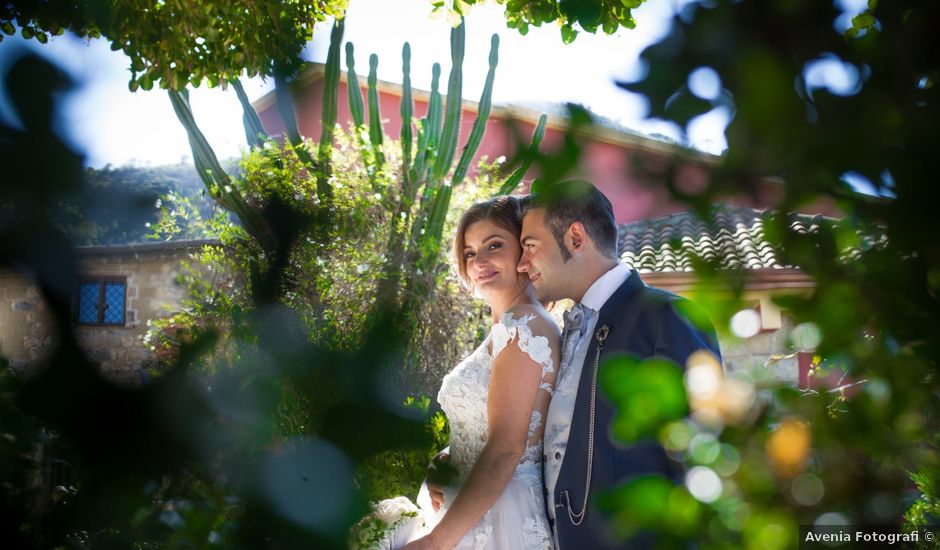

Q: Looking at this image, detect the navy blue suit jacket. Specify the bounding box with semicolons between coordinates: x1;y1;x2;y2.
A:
552;270;721;550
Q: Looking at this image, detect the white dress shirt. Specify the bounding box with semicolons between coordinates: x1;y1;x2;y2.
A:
543;262;632;521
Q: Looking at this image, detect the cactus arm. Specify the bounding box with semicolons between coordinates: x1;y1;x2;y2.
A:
431;18;465;182
409;63;441;189
426;31;496;243
367;53;386;170
168;88;272;249
316;17;346;201
497;113;548;195
231;78;268;149
425;63;444;155
400;42;414;192
345;42;365;128
450;33;498;187
273;73;317;175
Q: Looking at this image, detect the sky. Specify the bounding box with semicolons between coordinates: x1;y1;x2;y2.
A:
0;0;867;170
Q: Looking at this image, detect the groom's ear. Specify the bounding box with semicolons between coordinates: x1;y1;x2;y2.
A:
567;221;588;253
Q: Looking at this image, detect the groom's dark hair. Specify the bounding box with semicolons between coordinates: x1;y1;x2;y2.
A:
521;180;618;261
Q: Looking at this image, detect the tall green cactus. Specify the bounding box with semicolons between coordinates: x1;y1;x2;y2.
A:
425;32;499;244
313;16;547;314
163;12;547;337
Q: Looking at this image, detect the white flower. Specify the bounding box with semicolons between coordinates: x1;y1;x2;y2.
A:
496;155;506;164
372;496;418;524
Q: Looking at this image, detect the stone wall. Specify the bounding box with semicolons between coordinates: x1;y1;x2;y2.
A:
661;285;813;387
0;276;56;368
0;241;213;386
718;314;801;386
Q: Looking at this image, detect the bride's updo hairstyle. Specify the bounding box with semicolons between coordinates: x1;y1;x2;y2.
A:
453;195;524;291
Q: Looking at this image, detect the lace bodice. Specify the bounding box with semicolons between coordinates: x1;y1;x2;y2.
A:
437;311;555;490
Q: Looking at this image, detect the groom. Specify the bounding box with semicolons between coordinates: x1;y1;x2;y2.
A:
517;180;720;549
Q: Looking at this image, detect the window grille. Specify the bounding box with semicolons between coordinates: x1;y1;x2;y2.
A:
75;278;126;326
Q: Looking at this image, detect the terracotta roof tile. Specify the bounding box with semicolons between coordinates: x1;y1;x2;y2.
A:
617;206;844;273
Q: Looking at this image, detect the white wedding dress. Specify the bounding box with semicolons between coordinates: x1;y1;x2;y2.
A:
370;311;556;549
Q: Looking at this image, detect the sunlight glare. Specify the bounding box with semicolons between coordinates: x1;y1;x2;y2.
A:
730;309;761;338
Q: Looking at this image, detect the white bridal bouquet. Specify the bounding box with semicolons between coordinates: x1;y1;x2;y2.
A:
349;497;430;550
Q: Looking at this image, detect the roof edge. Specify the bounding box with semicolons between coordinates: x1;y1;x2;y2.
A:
74;239;220;257
638;268;815;293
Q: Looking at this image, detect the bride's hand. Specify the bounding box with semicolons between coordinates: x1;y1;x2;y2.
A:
427;482;444;512
425;450;455;512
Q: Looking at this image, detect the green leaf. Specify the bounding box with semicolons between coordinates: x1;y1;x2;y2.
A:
852;13;876;29
599;356;688;443
560;25;577;44
597;475;701;538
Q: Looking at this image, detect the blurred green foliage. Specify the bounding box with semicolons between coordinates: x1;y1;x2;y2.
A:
0;7;529;549
549;0;940;546
7;0;939;548
433;0;647;43
600;356;688;443
1;0;349;90
1;48;454;546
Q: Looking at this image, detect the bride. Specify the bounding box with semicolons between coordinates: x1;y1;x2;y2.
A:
399;196;561;549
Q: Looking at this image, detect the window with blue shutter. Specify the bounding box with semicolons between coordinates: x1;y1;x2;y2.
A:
75;278;126;326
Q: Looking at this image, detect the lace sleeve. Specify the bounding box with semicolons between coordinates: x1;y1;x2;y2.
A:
490;311;555;384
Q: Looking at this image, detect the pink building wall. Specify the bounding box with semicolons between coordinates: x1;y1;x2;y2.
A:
255;68;840;223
